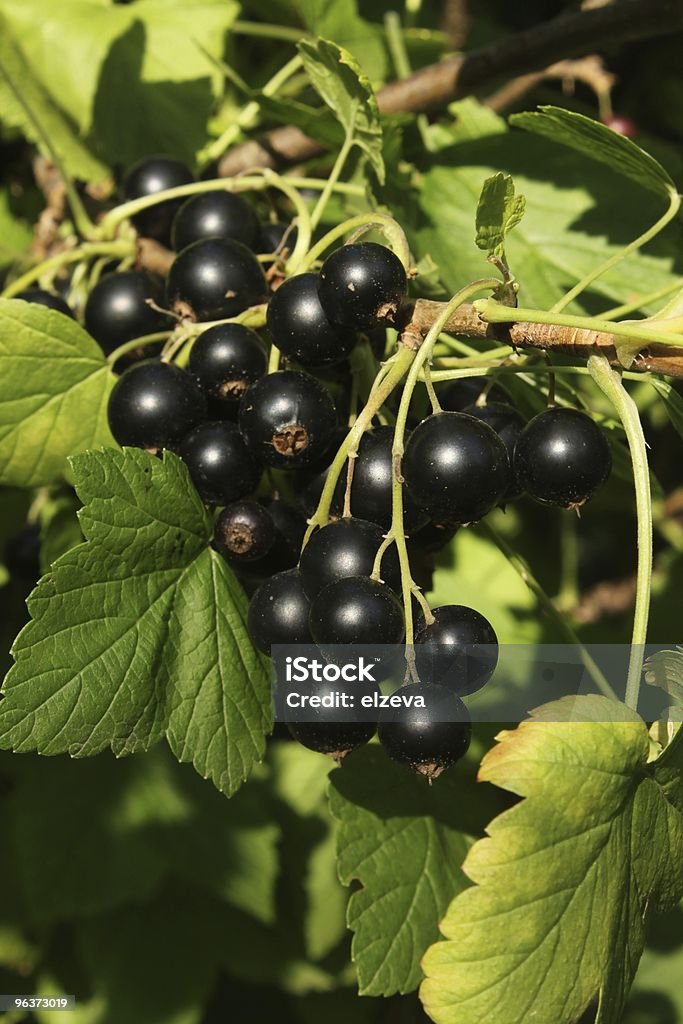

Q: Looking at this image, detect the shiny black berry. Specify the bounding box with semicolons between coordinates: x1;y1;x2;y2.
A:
438;378;508;411
238;499;306;577
107;360;207;452
179;422;261;505
409;521;459;554
247;568;312;654
189;323;267;406
514;407;612;509
267;273;356;366
213;500;275;563
403;412;510;524
123;155;194;245
299;518;401;599
341;426;428;531
171;191;260;251
84;272;171;356
378;684;471;780
309;576;404;646
239;370;337;469
318;242;407;329
15;288;73;318
281;676;378;761
414;605;498;696
462;401;525;500
259;221;298;260
167;238;267;322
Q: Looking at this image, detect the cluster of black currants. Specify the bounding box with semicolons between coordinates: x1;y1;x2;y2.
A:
15;154;614;780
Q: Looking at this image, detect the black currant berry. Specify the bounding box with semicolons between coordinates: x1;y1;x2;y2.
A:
409;521;459;554
171;191;260;251
318;242;407;329
267;273;356;366
179;422;261;505
247;568;312;654
167;238;267;322
438;378;508;412
4;523;41;582
189;323;267;406
403;412;511;524
238;499;307;577
107;360;207;452
414;605;498;696
84;272;171;355
378;684;471;780
280;675;378;761
213;500;275;563
462;401;525;500
15;288;73;318
299;518;401;599
514;407;612;509
340;426;428;531
309;576;405;646
259;221;298;260
239;370;337;469
123;155;194;245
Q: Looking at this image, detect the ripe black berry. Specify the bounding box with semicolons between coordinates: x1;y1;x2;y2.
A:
259;221;298;260
281;676;378;761
462;401;525;500
84;272;171;355
179;422;261;505
414;605;498;695
123;155;194;245
403;412;511;524
107;360;207;452
213;501;275;563
341;426;428;531
378;684;471;780
266;273;356;366
167;238;267;322
309;576;404;646
239;370;337;469
318;242;407;329
238;499;306;577
15;288;73;318
409;521;459;554
514;407;612;509
438;378;507;411
171;191;260;251
247;568;312;654
299;518;401;599
189;323;267;406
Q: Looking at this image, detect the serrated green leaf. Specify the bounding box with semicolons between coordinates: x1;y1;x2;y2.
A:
328;745;478;996
298;38;384;183
510;106;675;198
0;448;271;797
0;11;106;182
644;648;683;707
475;173;525;258
421;695;683;1024
0;298;115;487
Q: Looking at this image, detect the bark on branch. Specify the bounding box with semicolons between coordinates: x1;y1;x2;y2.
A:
403;299;683;378
219;0;683;176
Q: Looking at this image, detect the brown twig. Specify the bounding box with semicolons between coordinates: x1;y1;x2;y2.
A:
401;299;683;378
485;56;616;114
218;0;683;176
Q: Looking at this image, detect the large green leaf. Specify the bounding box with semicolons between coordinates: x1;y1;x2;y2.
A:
0;448;272;797
421;696;683;1024
298;38;384;182
0;10;106;182
328;744;494;997
414;131;680;314
0;298;115;487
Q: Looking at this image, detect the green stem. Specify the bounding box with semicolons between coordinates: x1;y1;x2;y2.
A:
301;212;411;272
309;129;356;233
600;280;683;321
588;354;652;711
481;523;618;701
551;187;681;314
2;240;134;298
302;348;415;546
477;299;683;353
230;20;309;43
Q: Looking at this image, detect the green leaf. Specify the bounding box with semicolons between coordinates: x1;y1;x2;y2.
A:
511;106;675;198
650;377;683;441
329;745;478;996
0;190;33;268
421;696;683;1024
0;299;115;487
38;488;83;571
644;647;683;708
0;448;272;797
0;10;107;182
256;94;344;148
295;0;389;84
475;173;525;259
298;37;384;183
